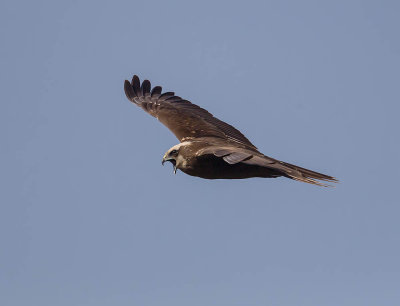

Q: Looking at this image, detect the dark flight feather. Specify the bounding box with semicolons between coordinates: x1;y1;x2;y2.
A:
141;80;151;95
151;86;162;97
131;75;141;95
159;92;175;100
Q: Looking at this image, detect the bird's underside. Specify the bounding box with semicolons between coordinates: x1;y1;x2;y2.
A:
124;75;338;187
174;141;285;180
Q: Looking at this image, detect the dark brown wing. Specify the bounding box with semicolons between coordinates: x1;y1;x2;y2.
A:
124;75;258;150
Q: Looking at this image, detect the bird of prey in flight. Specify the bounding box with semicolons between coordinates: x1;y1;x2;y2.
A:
124;75;337;186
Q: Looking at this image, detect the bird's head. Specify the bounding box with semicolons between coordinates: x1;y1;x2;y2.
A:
162;142;189;174
162;144;182;174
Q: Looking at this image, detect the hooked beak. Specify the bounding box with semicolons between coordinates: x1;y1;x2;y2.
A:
162;156;177;174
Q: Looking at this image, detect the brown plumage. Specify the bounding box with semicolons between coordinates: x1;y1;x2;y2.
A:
124;75;338;186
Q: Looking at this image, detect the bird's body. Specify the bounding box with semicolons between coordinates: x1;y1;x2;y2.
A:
124;75;337;186
165;139;283;180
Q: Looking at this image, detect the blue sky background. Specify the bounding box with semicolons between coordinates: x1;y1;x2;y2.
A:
1;1;399;305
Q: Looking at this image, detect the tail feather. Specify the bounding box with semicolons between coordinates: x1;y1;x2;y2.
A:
243;155;338;186
278;161;338;187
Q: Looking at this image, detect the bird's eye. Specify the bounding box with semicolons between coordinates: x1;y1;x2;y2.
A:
170;149;178;156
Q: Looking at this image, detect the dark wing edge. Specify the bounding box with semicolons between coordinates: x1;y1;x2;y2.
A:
124;75;258;150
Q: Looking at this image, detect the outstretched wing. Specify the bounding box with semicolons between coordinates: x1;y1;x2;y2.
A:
124;75;258;151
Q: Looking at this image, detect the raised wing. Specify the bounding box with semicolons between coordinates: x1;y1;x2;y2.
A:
124;75;258;150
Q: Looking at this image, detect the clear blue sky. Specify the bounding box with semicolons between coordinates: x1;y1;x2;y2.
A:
1;1;399;305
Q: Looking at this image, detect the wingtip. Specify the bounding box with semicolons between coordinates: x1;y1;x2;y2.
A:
124;79;137;101
151;86;162;97
131;75;141;95
132;75;140;85
141;79;151;95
